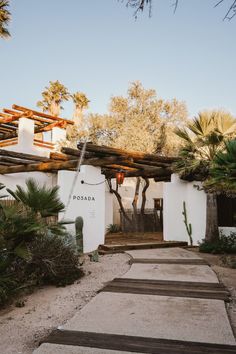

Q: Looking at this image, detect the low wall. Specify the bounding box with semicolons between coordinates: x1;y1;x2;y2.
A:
163;174;207;245
219;227;236;236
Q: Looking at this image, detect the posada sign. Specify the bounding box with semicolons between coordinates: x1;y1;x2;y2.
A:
73;195;95;201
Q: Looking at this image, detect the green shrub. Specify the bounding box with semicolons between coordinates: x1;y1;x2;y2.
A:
0;180;82;306
0;274;18;306
220;255;236;269
199;232;236;254
106;224;121;233
26;234;84;286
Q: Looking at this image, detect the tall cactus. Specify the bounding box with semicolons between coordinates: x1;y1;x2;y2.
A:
75;216;84;254
182;201;193;246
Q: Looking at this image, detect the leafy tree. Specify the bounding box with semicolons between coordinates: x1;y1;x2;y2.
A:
63;82;188;231
125;0;236;20
65;81;188;156
37;80;70;116
0;0;10;39
71;91;90;125
174;111;236;243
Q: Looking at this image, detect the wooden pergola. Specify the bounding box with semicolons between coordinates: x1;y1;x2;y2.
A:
0;104;74;141
0;142;177;181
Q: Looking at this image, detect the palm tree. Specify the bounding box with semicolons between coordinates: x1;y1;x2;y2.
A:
0;0;11;39
71;92;90;125
7;178;65;218
174;111;236;243
37;81;70;117
206;139;236;196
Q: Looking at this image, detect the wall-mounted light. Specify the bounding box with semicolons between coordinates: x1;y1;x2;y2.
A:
116;170;125;186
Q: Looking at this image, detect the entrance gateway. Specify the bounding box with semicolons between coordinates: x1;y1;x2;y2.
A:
0;105;234;250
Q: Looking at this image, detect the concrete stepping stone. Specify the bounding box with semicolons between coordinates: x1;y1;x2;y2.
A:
122;263;219;283
126;247;201;260
34;343;137;354
40;331;236;354
61;292;235;345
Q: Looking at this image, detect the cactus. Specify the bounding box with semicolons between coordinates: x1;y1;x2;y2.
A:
182;201;193;246
75;216;84;254
89;250;99;262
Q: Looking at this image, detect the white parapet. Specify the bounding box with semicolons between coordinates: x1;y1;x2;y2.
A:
57;166;106;253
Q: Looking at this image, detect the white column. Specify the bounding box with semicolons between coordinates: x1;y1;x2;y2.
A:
51;127;66;144
57;166;106;253
18;118;34;152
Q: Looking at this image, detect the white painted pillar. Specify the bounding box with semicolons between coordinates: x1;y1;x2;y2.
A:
51;127;66;144
18;118;34;152
163;174;207;245
57;166;106;253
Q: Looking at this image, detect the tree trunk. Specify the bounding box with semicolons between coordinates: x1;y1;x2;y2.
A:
107;179;132;225
132;177;141;231
205;193;219;243
140;178;150;232
141;178;150;214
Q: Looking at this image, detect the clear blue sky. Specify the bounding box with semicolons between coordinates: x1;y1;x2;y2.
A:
0;0;235;119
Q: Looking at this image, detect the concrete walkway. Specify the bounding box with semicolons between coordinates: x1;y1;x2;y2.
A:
34;248;236;354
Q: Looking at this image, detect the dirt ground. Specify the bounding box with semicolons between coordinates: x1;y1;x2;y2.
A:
0;253;130;354
0;249;235;354
190;249;236;338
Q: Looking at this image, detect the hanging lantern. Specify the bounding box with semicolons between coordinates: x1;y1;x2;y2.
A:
116;170;125;186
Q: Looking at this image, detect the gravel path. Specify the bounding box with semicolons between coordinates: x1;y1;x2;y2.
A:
0;253;130;354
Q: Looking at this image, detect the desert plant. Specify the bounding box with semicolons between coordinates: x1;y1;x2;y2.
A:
106;224;121;234
0;180;82;305
175;111;236;243
199;232;236;254
26;233;83;286
75;216;84;254
182;201;193;246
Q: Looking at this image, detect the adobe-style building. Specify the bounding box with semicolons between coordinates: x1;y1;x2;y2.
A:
0;105;235;252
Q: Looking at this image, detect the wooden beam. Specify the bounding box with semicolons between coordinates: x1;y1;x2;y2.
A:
0;149;52;162
77;143;179;163
104;167;171;179
50;152;76;161
0;161;14;166
134;159;172;168
4;108;56;124
12;104;74;125
0;156;37;165
104;164;138;172
0;156;126;174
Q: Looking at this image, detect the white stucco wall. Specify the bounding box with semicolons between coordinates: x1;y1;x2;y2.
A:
0;172;56;196
57;166;105;253
219;227;236;236
112;178;163;225
163;174;207;245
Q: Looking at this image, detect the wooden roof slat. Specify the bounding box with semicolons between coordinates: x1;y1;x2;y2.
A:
12;104;74;125
0;156;124;174
0;156;40;165
4;108;57;124
0;149;52;162
77;143;179;163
